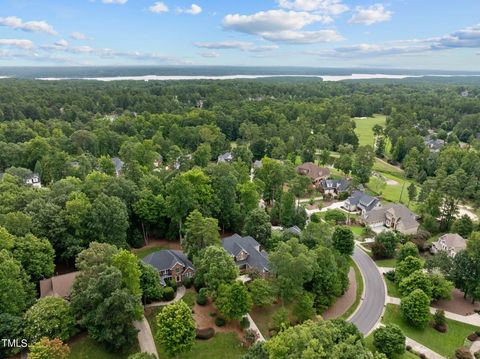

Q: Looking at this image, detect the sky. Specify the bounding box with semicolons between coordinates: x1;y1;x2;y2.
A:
0;0;479;70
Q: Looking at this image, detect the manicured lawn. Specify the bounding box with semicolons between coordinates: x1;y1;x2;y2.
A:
364;333;419;359
134;245;165;259
350;226;364;237
182;289;196;309
368;173;419;212
385;276;401;298
68;335;138;359
340;259;364;320
353;114;387;147
373;158;404;176
375;258;397;268
382;304;478;358
157;332;247;359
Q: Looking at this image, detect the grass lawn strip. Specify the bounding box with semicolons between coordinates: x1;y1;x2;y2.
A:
381;303;478;358
68;334;138;359
341;258;364;320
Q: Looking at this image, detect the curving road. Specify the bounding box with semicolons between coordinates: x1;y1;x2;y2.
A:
348;245;386;335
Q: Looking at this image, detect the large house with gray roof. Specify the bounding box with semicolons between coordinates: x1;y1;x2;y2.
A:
222;234;269;274
142;250;194;285
320;178;350;197
431;233;467;257
343;190;380;214
361;203;419;235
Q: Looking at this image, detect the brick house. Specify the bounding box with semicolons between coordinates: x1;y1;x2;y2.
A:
142;250;194;285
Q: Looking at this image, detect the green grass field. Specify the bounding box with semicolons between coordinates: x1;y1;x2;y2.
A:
382;304;477;358
353;115;387;147
374;258;397;268
367;173;419;211
68;335;138;359
384;277;402;298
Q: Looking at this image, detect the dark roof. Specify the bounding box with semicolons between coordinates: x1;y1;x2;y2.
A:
217;152;234;163
284;226;302;236
142;250;193;272
296;162;330;181
222;234;268;272
320;178;350;192
40;271;79;298
346;190;379;211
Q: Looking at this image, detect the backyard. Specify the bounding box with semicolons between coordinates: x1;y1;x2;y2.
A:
68;334;138;359
381;303;478;358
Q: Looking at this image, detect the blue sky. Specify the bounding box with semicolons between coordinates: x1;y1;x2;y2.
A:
0;0;479;70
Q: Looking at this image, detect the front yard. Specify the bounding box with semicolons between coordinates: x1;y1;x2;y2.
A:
381;303;478;358
68;334;138;359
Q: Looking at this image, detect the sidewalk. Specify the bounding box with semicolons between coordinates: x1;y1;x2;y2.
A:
145;285;186;308
134;315;158;358
406;337;446;359
386;296;480;326
246;313;265;342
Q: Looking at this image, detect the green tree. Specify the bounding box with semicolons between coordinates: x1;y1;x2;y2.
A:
372;232;398;259
332;226;355;256
395;256;425;282
293;292;315;323
451;215;474;238
0;250;35;315
194;246;239;293
269;238;316;302
28;338;70;359
0;313;24;358
401;289;431;328
238;182;260;215
352;145;375;184
335;146;353;175
255;157;285;202
70;265;140;351
156;300;196;357
279;191;296;228
140;262;163;303
183;209;220;257
396;242;419;262
88;194;129;248
1;211;32;236
430;273;454;301
24;297;76;342
243;208;271;248
76;242;119;270
324;209;347;225
407;183;417;205
373;324;406;358
0;226;15;250
248;279;276;307
193;143;212;167
399;270;433;299
215;281;253;321
12;233;55;282
112;249;142;297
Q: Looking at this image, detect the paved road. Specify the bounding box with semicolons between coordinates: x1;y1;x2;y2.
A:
348;245;386;335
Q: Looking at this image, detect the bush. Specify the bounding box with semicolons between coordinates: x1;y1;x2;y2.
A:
240;316;250;330
272;308;290;331
195;327;214;340
162;286;175;301
400;289;431;328
385;270;396;282
468;333;479;341
193;275;204;291
310;213;322;223
165;278;178;292
196;288;207;306
324;209;347;225
433;309;448;333
183;277;193;289
373;324;406;358
372;232;398;259
245;329;259;346
455;347;474;359
215;317;225;327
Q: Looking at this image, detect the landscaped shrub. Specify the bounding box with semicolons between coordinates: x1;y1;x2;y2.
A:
272;308;290;331
310;212;322;223
385;270;396;282
240;316;250;329
433;309;448;333
372;324;406;358
196;288;207;306
183;277;193;289
468;333;479;342
324;209;347;225
215;317;225;327
164;278;177;292
162;286;175;301
193;275;204;291
245;329;259;346
455;347;474;359
195;327;214;340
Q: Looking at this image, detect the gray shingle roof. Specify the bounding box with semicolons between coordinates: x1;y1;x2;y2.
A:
285;226;302;236
346;190;379;211
222;234;268;272
217;152;234;163
320;178;350;192
142;250;194;272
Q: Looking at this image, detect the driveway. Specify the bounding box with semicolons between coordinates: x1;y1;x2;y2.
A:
348;245;386;335
134;315;158;358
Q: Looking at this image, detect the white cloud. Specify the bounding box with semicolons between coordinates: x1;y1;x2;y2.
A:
193;41;280;52
102;0;128;4
223;10;330;34
70;32;87;40
222;9;340;44
55;39;69;47
199;51;219;58
278;0;348;15
0;16;57;35
262;29;342;43
0;39;34;49
177;4;202;15
349;4;392;26
148;2;169;13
